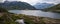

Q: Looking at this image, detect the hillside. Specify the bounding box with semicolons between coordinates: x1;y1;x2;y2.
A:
42;4;60;13
0;1;36;10
0;13;60;24
0;7;8;12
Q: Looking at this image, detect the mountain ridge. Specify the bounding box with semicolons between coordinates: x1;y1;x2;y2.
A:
0;1;36;10
42;4;60;13
34;3;55;9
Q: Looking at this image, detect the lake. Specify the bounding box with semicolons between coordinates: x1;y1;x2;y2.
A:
8;10;60;19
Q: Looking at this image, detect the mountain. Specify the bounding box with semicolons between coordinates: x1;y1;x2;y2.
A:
34;3;55;9
42;4;60;13
0;1;36;10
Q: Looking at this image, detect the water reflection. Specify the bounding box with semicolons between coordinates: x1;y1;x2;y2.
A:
9;10;60;19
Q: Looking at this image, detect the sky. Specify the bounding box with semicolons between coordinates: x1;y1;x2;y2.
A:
0;0;60;5
0;0;3;2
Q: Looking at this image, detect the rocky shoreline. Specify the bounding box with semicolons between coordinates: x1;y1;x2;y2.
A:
0;12;60;24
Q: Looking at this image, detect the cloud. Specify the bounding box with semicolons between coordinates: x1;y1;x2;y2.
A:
18;0;42;5
5;0;17;1
43;0;60;3
36;0;60;5
2;0;60;5
0;0;3;2
19;0;60;5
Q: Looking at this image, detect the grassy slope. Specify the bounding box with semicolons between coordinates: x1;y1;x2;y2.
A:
0;13;60;24
42;4;60;13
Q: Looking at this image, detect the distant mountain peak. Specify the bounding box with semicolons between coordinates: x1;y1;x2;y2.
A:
34;3;55;9
0;1;36;10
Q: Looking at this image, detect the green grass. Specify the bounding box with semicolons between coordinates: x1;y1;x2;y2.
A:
0;13;60;24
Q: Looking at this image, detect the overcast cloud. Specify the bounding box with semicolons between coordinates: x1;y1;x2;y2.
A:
43;0;60;3
0;0;60;5
18;0;60;5
0;0;3;2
